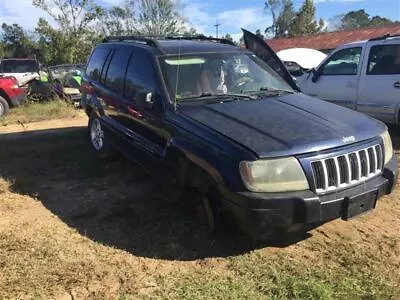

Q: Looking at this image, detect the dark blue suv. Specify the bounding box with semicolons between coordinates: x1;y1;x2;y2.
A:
81;30;397;240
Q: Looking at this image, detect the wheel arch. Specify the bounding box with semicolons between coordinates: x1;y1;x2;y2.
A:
0;89;12;107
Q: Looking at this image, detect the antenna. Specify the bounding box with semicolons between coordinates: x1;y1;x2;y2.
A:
214;20;221;38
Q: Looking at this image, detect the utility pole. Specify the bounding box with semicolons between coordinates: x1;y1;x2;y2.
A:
214;20;221;38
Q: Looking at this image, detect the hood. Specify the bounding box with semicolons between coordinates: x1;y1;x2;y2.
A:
178;93;385;158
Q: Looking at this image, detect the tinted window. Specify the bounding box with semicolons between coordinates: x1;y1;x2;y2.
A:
321;47;361;76
124;51;157;106
367;45;400;75
104;50;132;93
1;60;37;73
86;48;110;81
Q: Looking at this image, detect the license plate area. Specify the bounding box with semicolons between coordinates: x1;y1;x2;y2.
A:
342;190;378;220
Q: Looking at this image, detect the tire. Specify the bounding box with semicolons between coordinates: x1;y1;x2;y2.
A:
0;96;10;117
193;192;220;234
88;112;112;157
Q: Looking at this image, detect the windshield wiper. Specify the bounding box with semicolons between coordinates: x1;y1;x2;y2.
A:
241;87;295;97
179;92;256;103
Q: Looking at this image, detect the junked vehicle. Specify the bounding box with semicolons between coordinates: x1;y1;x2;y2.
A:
47;64;84;106
0;75;27;117
0;58;40;87
277;48;327;77
297;34;400;124
81;30;397;240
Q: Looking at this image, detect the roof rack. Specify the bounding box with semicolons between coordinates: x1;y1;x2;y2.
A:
368;33;400;41
102;34;236;47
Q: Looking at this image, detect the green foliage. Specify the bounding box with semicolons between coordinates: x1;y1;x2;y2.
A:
0;23;37;58
337;9;397;30
289;0;323;37
136;0;187;35
265;0;296;38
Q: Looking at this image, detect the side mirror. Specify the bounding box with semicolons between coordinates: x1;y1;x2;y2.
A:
311;69;321;83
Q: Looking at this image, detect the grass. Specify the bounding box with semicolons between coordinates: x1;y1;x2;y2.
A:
0;128;399;299
0;100;77;126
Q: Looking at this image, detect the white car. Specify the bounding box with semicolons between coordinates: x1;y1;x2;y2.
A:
0;58;40;86
297;34;400;124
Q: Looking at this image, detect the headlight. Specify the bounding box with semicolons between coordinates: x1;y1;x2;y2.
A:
380;130;393;165
239;157;309;193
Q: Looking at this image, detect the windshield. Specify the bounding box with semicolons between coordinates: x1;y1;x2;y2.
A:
158;52;294;102
0;60;38;73
48;65;85;87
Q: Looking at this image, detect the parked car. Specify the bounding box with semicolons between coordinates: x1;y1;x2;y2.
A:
0;58;40;87
81;30;397;240
0;75;27;117
297;34;400;124
277;48;327;77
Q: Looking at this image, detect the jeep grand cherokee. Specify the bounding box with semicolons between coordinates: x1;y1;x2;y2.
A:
80;30;397;240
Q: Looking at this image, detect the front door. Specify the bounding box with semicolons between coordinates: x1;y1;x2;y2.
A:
242;29;300;91
117;49;169;166
306;47;362;110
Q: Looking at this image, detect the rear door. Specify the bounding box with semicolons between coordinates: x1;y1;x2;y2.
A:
242;29;299;91
306;46;362;110
82;47;119;136
357;42;400;123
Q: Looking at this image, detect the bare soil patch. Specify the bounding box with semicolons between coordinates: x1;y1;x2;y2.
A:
0;121;399;299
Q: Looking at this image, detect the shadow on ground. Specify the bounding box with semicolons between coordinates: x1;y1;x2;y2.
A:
0;127;316;260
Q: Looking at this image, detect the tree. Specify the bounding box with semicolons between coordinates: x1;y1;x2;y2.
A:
98;0;136;36
32;0;103;38
33;0;103;64
264;0;296;38
289;0;323;37
224;33;233;42
336;9;396;30
136;0;187;35
255;29;265;39
0;23;37;58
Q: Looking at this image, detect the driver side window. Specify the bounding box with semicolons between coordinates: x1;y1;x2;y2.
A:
321;47;362;76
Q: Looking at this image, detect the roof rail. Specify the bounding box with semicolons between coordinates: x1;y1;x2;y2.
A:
102;34;236;46
102;36;159;47
163;34;236;46
368;33;400;41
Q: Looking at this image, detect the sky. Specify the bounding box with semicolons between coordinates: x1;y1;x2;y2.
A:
0;0;399;41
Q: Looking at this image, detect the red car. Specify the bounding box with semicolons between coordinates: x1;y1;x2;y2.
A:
0;75;27;117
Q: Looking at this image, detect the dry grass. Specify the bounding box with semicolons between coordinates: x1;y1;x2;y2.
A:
0;100;77;126
0;125;399;299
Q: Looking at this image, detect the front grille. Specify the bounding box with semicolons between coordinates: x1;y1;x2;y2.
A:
311;144;383;193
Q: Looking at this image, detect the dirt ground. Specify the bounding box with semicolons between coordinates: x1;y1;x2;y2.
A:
0;116;399;299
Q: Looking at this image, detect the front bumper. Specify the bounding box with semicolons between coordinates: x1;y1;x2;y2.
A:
220;155;397;240
10;91;27;107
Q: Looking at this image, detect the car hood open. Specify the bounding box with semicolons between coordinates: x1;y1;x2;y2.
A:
178;93;386;158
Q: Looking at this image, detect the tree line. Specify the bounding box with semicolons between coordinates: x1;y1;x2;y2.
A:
0;0;398;66
264;0;398;38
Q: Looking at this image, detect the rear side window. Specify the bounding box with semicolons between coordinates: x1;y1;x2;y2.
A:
367;45;400;75
86;48;110;81
104;49;132;93
124;51;157;106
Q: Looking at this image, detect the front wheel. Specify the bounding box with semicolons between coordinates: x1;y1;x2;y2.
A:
0;96;10;117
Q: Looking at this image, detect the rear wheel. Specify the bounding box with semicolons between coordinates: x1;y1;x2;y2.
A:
88;113;112;157
0;96;9;117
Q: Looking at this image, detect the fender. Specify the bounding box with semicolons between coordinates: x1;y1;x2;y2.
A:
166;137;228;186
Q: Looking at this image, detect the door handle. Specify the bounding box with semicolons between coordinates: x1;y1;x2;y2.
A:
127;106;143;118
346;81;356;88
394;81;400;89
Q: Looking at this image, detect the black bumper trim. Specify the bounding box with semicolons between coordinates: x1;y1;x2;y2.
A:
220;155;397;239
